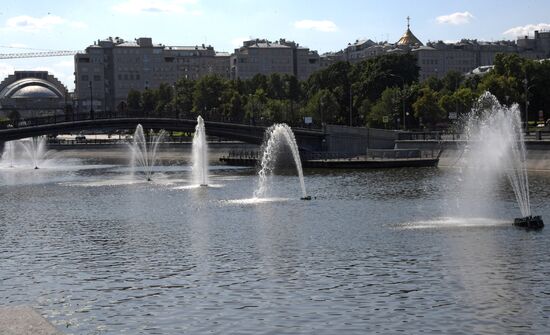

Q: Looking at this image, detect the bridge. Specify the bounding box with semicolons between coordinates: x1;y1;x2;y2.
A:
0;114;326;151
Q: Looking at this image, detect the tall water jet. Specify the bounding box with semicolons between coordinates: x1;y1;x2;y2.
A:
254;123;309;200
192;116;209;186
1;141;15;167
129;124;167;181
19;136;47;169
459;92;542;228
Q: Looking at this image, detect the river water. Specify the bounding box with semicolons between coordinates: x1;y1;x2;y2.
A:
1;150;549;334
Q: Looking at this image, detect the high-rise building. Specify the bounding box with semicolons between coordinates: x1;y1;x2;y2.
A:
74;37;230;114
230;39;320;81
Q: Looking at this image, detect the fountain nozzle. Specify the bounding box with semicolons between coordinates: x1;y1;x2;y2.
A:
34;166;39;170
514;215;544;229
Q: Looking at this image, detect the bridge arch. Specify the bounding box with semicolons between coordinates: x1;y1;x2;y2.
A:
0;118;325;151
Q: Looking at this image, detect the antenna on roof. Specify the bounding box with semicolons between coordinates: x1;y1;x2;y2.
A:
407;16;410;30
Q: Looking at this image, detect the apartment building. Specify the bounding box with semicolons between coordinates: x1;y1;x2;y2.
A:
231;39;320;81
74;37;230;113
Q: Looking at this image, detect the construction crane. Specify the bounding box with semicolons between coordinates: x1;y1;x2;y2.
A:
0;45;81;59
0;50;80;59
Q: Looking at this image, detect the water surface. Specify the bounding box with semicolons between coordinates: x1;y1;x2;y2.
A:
1;155;549;334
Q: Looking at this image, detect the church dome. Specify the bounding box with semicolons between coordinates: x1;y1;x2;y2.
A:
396;17;423;47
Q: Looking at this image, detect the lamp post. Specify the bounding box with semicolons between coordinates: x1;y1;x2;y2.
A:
88;81;94;120
523;78;534;133
349;83;353;127
318;94;325;127
387;73;406;130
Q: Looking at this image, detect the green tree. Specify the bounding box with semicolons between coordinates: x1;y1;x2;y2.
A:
127;89;142;113
301;89;339;125
478;74;521;106
155;83;173;116
353;53;420;103
413;87;445;128
193;75;226;117
267;73;285;99
367;87;401;128
173;77;195;118
439;88;475;119
305;61;353;125
141;89;157;115
244;88;267;124
441;70;464;93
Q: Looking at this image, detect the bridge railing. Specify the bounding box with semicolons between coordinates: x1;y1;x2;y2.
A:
0;110;324;131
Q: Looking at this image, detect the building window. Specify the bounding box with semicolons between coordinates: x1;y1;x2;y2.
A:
94;75;101;81
81;75;89;81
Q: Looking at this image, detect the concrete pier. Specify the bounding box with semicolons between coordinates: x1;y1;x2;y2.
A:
0;306;61;335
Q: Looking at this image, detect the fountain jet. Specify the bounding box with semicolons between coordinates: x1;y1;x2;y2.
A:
461;92;542;228
19;136;47;169
1;141;15;167
129;124;166;181
192;116;209;187
254;123;309;200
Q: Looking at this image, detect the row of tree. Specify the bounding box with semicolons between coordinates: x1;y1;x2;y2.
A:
126;53;550;130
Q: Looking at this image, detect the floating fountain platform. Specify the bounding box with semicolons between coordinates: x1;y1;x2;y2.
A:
200;184;208;187
300;196;312;200
514;215;544;229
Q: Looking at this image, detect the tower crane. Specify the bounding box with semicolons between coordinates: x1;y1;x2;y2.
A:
0;45;80;59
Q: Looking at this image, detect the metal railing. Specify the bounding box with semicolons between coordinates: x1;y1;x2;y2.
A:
0;109;324;131
398;130;550;141
221;149;439;162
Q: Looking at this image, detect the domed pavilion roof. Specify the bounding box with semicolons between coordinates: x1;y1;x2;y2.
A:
0;78;64;99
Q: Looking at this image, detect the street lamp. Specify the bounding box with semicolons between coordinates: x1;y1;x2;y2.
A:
88;81;94;120
523;78;534;133
319;95;325;126
349;83;353;127
387;73;406;130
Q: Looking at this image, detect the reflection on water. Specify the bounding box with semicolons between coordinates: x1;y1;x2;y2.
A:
0;155;549;334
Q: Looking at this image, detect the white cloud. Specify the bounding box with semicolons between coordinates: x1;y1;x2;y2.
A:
113;0;199;15
503;23;550;38
436;11;474;25
2;15;86;33
294;19;338;32
5;15;64;32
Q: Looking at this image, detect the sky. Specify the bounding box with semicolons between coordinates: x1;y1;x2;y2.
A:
0;0;549;90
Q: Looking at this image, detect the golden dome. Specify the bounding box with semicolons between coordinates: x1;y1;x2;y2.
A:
396;17;423;46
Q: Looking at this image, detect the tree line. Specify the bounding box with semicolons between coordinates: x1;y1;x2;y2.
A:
125;53;550;130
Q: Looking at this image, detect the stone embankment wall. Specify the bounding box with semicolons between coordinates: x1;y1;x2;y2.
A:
395;140;550;170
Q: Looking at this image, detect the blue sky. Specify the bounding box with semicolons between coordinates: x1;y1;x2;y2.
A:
1;0;549;90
